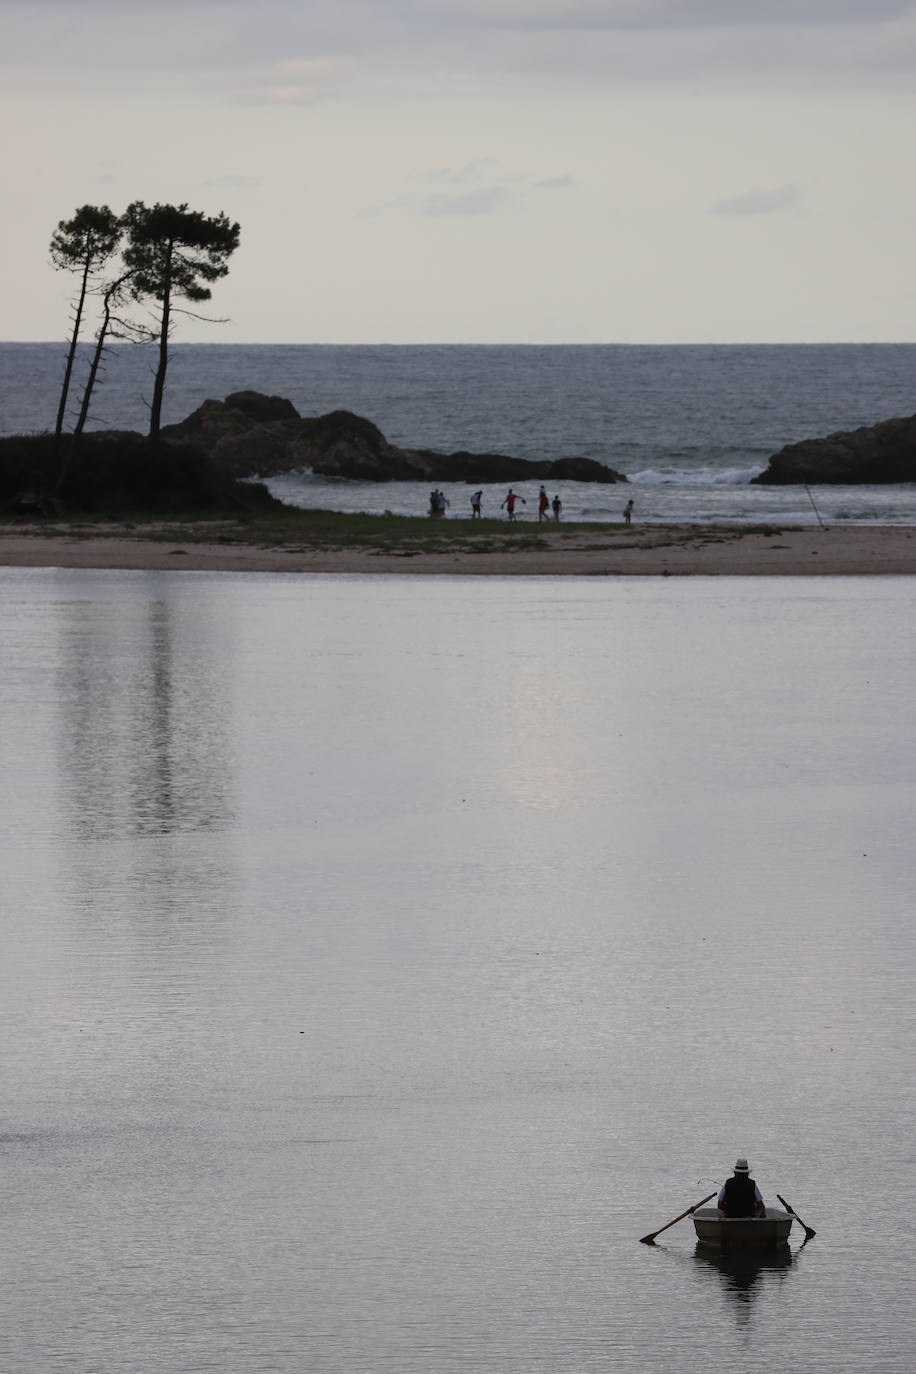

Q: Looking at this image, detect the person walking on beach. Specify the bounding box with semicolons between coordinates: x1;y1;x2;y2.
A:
623;498;634;526
717;1159;766;1219
471;490;483;519
538;485;550;522
501;488;525;520
551;494;562;522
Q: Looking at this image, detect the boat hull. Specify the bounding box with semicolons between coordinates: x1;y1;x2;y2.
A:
692;1207;793;1250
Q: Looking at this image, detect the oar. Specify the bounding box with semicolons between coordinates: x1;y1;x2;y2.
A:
640;1192;717;1245
777;1193;816;1242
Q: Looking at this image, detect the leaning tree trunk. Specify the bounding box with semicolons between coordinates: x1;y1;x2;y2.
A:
148;259;172;445
56;273;129;495
54;257;92;447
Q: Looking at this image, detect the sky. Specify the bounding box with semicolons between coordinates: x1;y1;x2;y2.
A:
3;0;916;343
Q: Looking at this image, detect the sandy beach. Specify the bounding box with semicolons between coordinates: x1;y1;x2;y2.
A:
1;523;915;577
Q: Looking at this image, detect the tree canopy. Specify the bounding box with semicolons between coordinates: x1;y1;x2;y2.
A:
122;202;240;304
122;202;241;439
50;204;122;276
49;204;123;441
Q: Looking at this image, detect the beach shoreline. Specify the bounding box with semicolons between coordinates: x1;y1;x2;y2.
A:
1;522;915;576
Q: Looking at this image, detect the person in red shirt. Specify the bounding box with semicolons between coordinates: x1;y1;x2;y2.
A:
501;488;526;520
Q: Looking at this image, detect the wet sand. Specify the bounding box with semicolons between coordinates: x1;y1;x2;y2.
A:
1;524;915;577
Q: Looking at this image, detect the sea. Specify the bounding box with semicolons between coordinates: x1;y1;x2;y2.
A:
1;344;915;1372
2;340;916;524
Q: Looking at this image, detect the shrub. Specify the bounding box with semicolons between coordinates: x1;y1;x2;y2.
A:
0;433;282;517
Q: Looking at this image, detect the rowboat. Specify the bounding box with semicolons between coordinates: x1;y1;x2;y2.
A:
691;1206;793;1250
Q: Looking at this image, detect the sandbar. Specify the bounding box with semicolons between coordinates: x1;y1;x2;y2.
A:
1;523;915;577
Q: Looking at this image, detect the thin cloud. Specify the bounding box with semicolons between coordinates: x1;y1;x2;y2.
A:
240;54;355;104
199;173;262;189
357;194;413;218
443;1;909;31
15;1;899;25
421;159;502;184
5;1;916;91
360;182;517;217
418;162;569;190
711;184;802;215
362;162;572;217
419;185;515;215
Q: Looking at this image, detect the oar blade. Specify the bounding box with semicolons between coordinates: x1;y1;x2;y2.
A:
638;1191;716;1246
777;1193;816;1241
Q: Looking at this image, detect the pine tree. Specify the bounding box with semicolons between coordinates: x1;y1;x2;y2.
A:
123;203;240;441
49;205;123;443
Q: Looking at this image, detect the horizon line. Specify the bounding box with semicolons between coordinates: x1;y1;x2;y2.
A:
4;339;916;349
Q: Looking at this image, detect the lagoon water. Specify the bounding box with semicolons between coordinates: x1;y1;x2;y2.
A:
1;568;914;1372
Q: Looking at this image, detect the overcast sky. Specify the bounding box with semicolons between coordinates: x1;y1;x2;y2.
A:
3;0;916;342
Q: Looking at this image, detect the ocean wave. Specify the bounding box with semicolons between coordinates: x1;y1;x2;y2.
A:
627;466;760;487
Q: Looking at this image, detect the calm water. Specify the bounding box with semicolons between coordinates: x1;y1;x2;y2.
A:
1;569;913;1371
3;341;916;524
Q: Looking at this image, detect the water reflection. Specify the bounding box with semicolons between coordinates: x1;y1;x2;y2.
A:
648;1237;799;1337
55;585;235;840
44;576;244;966
138;598;179;832
692;1244;796;1329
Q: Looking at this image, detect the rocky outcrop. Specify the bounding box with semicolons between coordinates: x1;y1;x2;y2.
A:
752;415;916;484
160;391;627;483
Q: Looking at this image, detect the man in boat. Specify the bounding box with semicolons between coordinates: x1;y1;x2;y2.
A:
717;1158;766;1218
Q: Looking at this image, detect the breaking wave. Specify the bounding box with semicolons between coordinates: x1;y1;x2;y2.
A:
628;465;761;487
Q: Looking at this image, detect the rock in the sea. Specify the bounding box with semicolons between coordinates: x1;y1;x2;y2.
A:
545;456;622;483
223;391;300;423
752;415;916;484
160;393;627;484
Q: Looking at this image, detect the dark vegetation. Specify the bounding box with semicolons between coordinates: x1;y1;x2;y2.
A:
11;200;245;517
0;433;279;518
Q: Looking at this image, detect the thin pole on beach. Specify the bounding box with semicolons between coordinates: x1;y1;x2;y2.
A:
804;484;827;530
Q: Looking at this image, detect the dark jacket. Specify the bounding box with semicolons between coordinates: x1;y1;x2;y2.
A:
721;1174;758;1217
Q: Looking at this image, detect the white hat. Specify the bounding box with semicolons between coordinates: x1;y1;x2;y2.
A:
734;1157;750;1174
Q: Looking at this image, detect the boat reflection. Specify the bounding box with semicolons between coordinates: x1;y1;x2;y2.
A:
695;1242;795;1282
692;1243;796;1328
